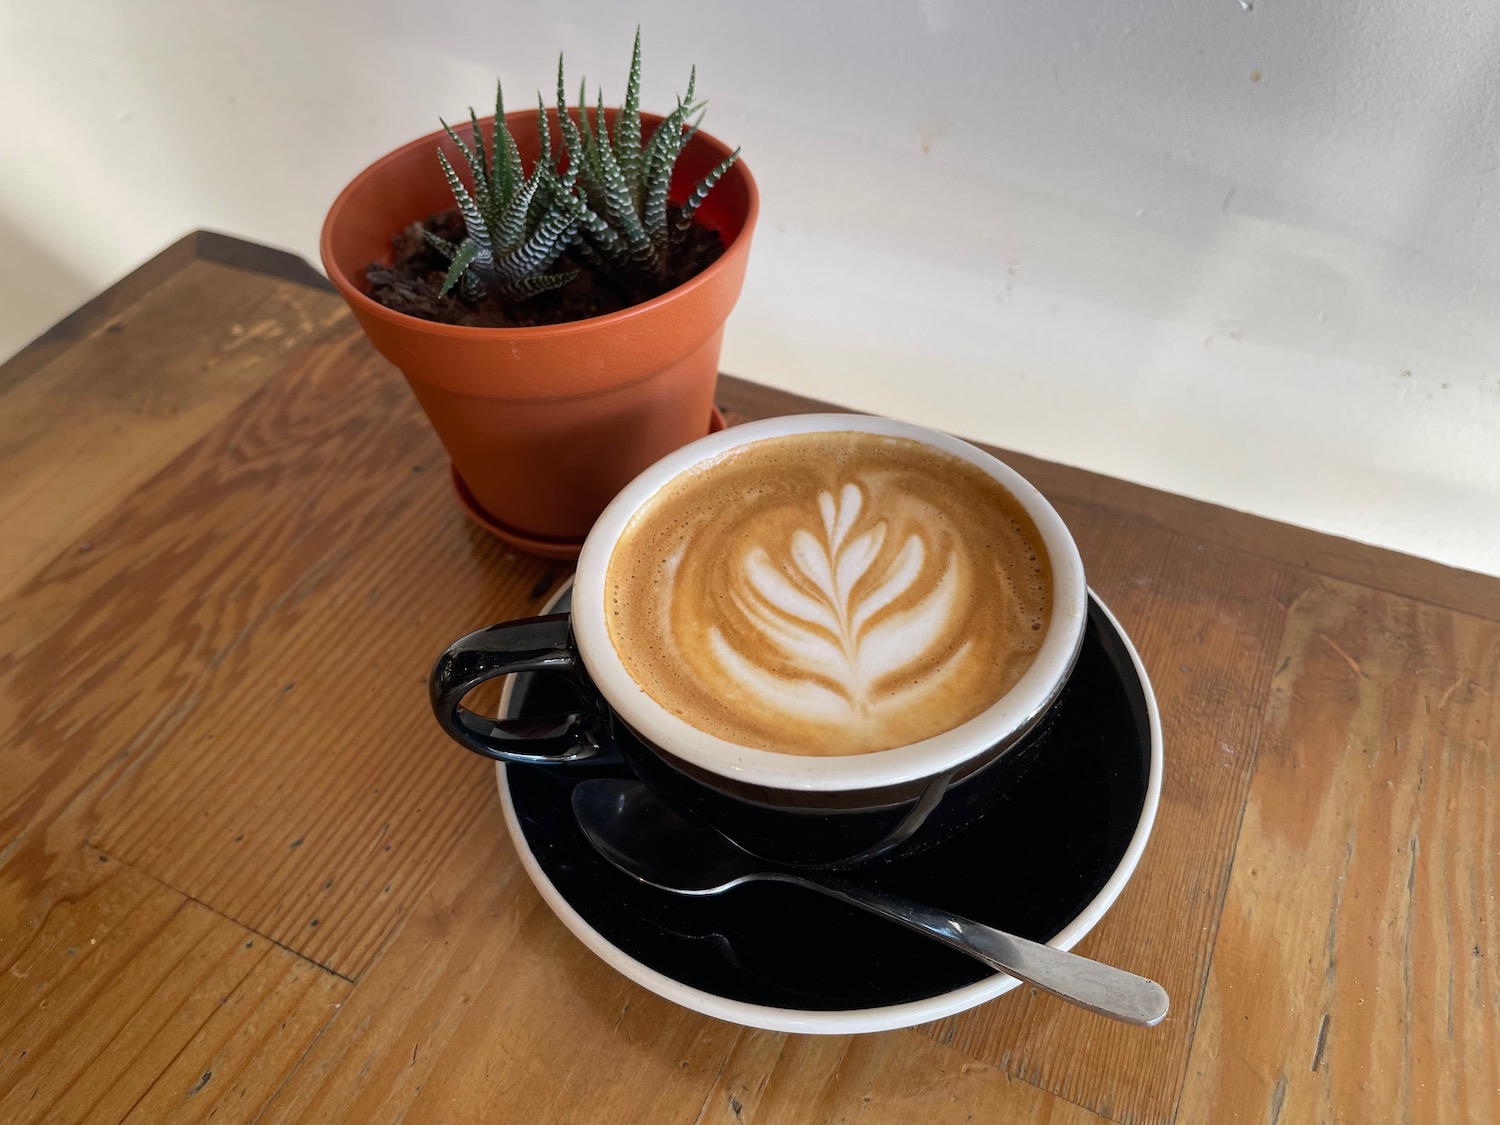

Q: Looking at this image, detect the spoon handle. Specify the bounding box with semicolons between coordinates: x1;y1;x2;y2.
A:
785;874;1169;1026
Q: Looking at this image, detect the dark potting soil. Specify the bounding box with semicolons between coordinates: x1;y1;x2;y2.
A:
364;208;725;328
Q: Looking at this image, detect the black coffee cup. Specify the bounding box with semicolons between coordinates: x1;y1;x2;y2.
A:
430;415;1087;867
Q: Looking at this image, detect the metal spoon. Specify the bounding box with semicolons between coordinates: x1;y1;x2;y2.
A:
570;778;1168;1026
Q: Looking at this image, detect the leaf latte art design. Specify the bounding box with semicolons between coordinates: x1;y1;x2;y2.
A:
706;482;972;726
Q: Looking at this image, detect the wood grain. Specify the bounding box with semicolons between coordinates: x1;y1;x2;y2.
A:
259;807;747;1124
699;1028;1110;1124
1176;580;1500;1124
0;259;348;604
0;844;346;1125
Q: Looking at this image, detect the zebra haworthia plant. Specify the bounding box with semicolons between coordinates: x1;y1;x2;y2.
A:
429;29;740;304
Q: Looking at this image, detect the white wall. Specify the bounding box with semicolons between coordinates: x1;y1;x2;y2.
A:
5;1;1499;576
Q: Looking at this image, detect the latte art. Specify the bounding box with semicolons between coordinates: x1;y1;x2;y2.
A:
606;432;1052;755
711;481;970;725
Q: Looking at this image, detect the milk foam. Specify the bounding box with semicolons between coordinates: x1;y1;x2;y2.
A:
606;433;1051;756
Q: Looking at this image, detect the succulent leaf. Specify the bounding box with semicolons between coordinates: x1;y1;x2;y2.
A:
496;173;541;249
491;82;519;203
502;204;582;280
436;149;491;259
677;147;740;229
641;97;695;195
578;77;595;148
422;229;458;257
534;94;552;178
437;238;482;297
556;59;593;189
596;87;610;150
577;202;629;264
593;122;649;250
677;106;706;155
615;27;644;203
640;104;692;242
499;269;580;301
441;119;491;212
468;108;488;181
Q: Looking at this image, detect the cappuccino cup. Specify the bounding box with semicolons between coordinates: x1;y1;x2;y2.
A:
430;414;1087;866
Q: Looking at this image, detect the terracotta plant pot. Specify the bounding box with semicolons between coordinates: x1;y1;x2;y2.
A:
321;109;757;549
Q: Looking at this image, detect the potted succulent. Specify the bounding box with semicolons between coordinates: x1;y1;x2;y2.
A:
321;32;757;556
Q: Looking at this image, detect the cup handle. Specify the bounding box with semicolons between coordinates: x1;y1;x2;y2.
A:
429;614;606;765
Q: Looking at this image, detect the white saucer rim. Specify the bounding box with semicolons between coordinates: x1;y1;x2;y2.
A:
495;580;1162;1035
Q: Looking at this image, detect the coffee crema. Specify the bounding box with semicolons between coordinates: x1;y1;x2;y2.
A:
604;432;1052;756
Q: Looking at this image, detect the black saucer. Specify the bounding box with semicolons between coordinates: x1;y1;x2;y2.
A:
498;587;1159;1031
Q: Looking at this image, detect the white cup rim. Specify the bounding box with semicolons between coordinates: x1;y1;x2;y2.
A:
571;414;1088;792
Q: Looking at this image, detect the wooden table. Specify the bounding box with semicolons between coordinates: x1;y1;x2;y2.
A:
2;232;1496;1125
